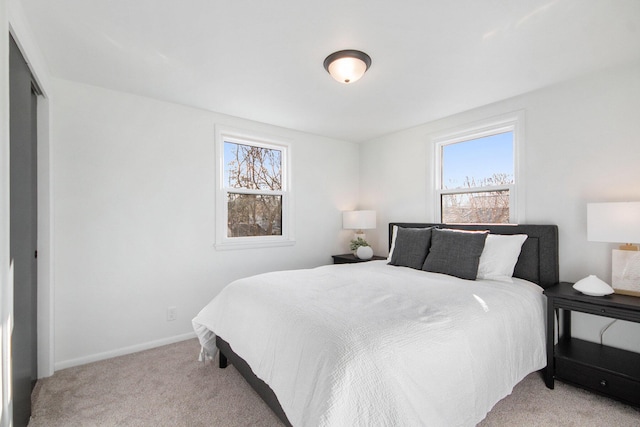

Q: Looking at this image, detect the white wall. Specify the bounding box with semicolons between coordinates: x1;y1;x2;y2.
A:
52;80;358;369
360;60;640;353
51;78;360;369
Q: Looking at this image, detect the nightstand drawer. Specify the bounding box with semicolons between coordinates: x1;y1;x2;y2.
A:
556;299;640;322
556;358;640;406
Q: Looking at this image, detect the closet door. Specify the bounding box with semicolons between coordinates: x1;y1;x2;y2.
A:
10;35;38;427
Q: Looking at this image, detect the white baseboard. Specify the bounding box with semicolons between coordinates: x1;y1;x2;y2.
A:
53;332;197;372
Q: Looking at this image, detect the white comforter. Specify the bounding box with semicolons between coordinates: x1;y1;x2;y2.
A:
192;261;546;427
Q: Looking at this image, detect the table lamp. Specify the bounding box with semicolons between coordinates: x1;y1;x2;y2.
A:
343;210;376;241
587;202;640;296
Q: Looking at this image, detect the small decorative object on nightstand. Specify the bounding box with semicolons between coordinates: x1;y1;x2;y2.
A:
572;275;614;296
350;236;374;260
332;254;386;264
356;245;374;260
544;282;640;407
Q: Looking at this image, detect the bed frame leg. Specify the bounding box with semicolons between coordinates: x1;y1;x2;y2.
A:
219;350;228;369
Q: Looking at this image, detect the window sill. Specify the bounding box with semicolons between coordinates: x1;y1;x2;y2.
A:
214;239;296;251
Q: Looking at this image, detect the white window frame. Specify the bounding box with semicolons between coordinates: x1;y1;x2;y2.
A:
432;111;525;224
215;126;294;250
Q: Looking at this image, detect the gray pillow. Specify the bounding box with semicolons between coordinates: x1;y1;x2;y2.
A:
389;227;433;270
422;229;488;280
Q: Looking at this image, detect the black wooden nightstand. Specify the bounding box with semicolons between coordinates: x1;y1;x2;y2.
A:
332;254;386;264
543;282;640;406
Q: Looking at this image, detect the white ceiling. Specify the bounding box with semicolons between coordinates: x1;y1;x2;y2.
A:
20;0;640;142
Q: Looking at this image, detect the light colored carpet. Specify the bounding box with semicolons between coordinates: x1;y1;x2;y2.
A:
29;338;639;426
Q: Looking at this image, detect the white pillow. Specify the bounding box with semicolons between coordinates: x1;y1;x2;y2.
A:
477;234;528;283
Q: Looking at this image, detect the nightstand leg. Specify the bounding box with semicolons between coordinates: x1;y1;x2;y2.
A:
561;309;571;339
219;350;228;369
545;301;555;389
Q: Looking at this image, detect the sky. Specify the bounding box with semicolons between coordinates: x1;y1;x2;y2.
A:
223;141;282;188
442;132;513;189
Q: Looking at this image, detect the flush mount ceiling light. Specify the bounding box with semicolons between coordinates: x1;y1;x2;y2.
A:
323;50;372;84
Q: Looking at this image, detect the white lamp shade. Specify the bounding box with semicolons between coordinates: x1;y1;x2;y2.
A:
327;57;368;84
587;202;640;243
343;210;376;230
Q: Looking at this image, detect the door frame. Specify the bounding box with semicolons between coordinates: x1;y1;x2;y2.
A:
9;9;54;378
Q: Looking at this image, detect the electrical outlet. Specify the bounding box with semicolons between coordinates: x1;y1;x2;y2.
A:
167;306;177;321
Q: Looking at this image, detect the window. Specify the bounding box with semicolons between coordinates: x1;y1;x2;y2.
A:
216;127;293;249
433;112;524;224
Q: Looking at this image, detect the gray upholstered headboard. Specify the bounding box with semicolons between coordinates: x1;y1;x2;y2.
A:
389;223;559;289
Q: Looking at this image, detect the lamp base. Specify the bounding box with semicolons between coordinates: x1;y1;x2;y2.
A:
612;249;640;297
353;231;367;242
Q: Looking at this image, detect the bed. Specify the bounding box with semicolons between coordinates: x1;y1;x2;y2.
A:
193;223;559;426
